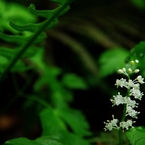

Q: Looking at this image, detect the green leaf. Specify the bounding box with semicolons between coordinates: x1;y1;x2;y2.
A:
0;31;46;45
40;108;67;136
4;137;39;145
57;108;91;136
39;108;90;145
62;73;88;89
56;131;90;145
126;41;145;77
28;2;69;18
126;126;145;145
0;32;27;44
11;60;31;72
0;1;37;33
0;46;37;58
4;136;64;145
127;41;145;62
28;4;57;18
35;136;64;145
99;48;129;77
0;55;8;65
10;19;58;32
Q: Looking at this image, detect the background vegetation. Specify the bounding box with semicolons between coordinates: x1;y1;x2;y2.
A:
1;0;145;144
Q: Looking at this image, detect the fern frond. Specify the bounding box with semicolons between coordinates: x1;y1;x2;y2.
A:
0;0;73;80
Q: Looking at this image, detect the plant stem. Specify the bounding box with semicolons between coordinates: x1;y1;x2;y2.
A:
118;76;130;145
119;127;123;145
118;103;127;145
0;0;73;81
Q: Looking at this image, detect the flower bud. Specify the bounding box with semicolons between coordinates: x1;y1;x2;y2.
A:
134;69;140;73
118;69;123;74
135;60;139;63
128;68;132;73
130;61;134;65
122;68;126;72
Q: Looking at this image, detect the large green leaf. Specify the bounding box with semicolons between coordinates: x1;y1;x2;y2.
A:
40;107;90;136
40;108;67;136
56;131;90;145
127;41;145;61
126;126;145;145
4;136;64;145
4;134;88;145
126;41;145;77
57;108;90;136
35;136;64;145
0;55;8;65
39;108;90;145
99;48;129;77
4;138;39;145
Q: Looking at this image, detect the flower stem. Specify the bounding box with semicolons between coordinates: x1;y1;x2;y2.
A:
118;103;127;145
119;127;123;145
118;76;129;145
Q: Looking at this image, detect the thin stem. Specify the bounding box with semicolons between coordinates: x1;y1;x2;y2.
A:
24;95;51;108
118;104;127;145
0;0;73;81
118;75;130;145
119;128;123;145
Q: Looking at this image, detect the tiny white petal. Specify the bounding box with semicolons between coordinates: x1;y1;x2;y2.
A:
115;78;127;88
111;92;124;106
136;75;145;84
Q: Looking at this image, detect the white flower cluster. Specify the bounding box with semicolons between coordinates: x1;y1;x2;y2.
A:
104;60;144;131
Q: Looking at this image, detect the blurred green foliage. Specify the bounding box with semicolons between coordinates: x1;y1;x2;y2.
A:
130;0;145;9
1;0;145;145
0;0;91;145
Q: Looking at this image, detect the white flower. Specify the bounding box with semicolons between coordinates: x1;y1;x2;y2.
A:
127;79;135;88
130;88;144;100
104;115;119;131
126;106;139;118
120;120;134;130
115;78;127;88
111;92;124;106
104;60;144;132
124;97;138;108
136;75;145;84
133;83;140;90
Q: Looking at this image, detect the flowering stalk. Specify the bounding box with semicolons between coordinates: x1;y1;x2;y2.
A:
104;60;144;145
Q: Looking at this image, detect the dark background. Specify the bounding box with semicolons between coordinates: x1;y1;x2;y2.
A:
1;0;145;144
